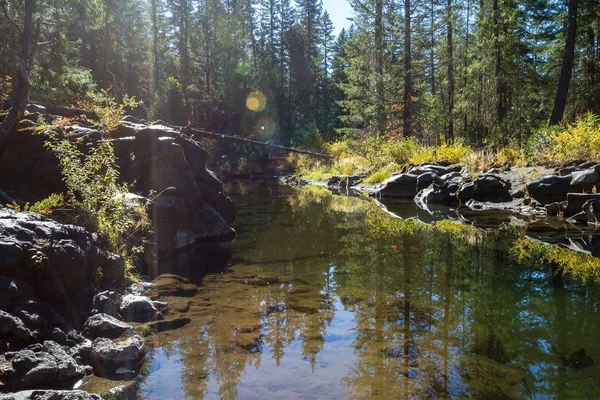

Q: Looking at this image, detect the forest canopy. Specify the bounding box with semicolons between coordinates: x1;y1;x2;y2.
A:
0;0;599;148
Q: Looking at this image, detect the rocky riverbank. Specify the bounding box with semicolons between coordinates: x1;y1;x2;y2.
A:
285;160;600;227
0;106;238;398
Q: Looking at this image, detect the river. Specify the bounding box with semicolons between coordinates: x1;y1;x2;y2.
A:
131;181;600;399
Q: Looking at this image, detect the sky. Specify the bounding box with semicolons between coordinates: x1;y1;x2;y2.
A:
322;0;353;36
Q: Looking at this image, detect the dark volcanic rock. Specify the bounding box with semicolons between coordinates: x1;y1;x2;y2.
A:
565;193;600;218
526;175;572;205
583;199;600;224
0;310;32;343
416;172;442;191
0;390;103;400
457;175;511;203
0;208;121;303
83;314;131;340
119;295;160;323
91;293;120;319
560;348;595;369
0;277;37;312
3;341;84;390
373;174;418;198
89;335;145;377
408;164;462;177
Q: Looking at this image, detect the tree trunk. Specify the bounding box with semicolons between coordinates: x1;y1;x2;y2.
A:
463;0;470;135
151;0;160;91
430;0;436;96
375;0;385;134
447;0;455;143
403;0;412;136
0;0;36;153
550;0;578;125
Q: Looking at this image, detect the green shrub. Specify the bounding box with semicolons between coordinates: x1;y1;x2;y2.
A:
7;193;65;216
527;113;600;164
78;90;140;134
41;128;149;279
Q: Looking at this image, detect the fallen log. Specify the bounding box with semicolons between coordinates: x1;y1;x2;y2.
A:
27;101;98;119
25;102;334;159
186;127;334;159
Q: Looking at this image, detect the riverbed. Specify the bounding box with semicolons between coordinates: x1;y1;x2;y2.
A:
127;181;600;399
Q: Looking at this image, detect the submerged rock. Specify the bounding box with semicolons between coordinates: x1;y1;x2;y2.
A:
560;348;595;369
147;274;198;298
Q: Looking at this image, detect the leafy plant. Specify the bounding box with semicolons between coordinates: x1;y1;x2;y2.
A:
39;127;150;279
6;193;65;216
78;90;140;134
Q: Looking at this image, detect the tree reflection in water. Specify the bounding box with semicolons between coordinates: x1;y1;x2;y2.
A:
133;183;600;400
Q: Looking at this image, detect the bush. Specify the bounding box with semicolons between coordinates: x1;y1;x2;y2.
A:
78;90;140;134
41;127;149;279
527;113;600;164
7;193;65;216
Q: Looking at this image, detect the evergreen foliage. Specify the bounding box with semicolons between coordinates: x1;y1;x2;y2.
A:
0;0;599;149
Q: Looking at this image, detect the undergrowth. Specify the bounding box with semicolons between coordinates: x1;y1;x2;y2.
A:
290;136;528;184
527;112;600;165
18;93;150;280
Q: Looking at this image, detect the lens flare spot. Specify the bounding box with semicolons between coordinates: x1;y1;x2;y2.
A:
236;61;251;76
246;91;266;112
256;116;277;138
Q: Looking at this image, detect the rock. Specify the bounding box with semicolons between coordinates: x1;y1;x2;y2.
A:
583;199;600;224
416;172;441;191
48;328;67;345
565;193;600;217
147;274;198;298
91;293;120;319
439;171;464;182
83;314;131;340
129;282;155;296
0;310;32;343
3;341;84;390
545;202;564;216
567;211;589;225
0;277;37;312
417;178;462;205
119;295;159;323
0;208;118;303
571;168;600;186
0;189;15;205
98;254;125;288
560;348;595;369
89;335;146;377
408;164;462;177
457;175;511;203
0;390;103;400
13;309;47;331
67;339;92;366
152;301;168;314
526;175;572;205
373;174;418;198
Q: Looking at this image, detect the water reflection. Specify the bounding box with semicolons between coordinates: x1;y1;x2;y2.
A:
136;182;600;399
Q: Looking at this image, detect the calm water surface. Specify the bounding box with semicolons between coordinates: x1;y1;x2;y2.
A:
135;182;600;399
